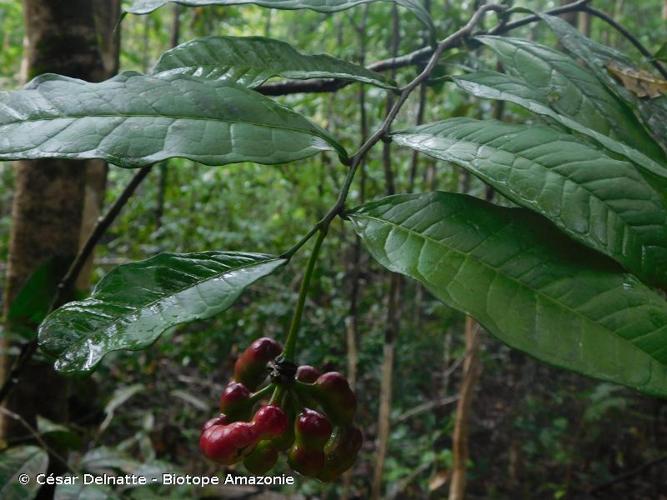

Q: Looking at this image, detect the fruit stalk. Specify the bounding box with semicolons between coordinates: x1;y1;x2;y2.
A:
283;227;328;361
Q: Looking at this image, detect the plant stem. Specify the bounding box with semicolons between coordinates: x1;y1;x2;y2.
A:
250;383;275;403
269;384;286;405
283;228;328;361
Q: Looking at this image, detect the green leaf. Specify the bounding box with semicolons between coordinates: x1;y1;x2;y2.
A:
124;0;435;34
473;36;666;165
154;36;395;89
0;446;49;500
539;14;667;156
37;416;82;450
38;252;285;373
392;118;667;287
452;70;667;181
655;42;667;63
0;72;347;168
348;192;667;398
7;257;72;336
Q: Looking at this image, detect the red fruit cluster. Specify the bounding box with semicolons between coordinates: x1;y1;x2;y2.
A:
199;338;362;481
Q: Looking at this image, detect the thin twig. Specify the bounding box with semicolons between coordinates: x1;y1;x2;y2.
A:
281;3;507;261
583;5;667;79
55;166;152;307
259;0;590;96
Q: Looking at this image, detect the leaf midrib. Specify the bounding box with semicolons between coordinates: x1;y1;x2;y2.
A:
353;209;662;360
0;111;325;142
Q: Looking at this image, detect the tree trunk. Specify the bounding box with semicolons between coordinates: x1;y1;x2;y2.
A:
1;0;119;451
448;317;482;500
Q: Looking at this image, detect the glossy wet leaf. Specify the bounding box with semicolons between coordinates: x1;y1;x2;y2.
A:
392;118;667;287
0;446;48;500
0;72;347;168
38;252;285;373
452;70;667;181
473;35;665;164
125;0;435;34
154;36;395;89
539;14;667;155
348;192;667;398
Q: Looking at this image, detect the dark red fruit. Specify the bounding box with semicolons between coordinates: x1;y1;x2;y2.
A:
219;382;251;418
296;365;321;383
252;405;289;439
318;426;363;482
295;408;332;449
244;441;279;474
202;414;229;432
288;446;325;477
234;337;283;390
314;372;357;424
199;422;258;465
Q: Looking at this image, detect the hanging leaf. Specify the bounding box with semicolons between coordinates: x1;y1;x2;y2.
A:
392;118;667;287
473;35;666;164
348;192;667;398
124;0;435;34
0;446;49;500
154;36;395;89
0;72;347;168
539;14;667;155
38;252;285;373
452;71;667;182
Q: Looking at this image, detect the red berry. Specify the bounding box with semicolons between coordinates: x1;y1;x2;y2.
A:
199;422;258;465
219;382;251;417
288;446;325;477
295;408;332;449
296;365;321;383
253;405;289;439
201;414;228;432
234;338;283;390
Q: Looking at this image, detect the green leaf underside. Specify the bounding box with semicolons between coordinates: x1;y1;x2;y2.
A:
0;72;347;168
349;192;667;397
38;252;285;373
538;14;667;155
154;36;395;89
393;118;667;287
452;71;667;181
474;36;666;165
0;446;49;500
125;0;435;33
